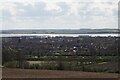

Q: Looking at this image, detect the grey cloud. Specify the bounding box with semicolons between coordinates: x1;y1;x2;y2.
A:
112;9;117;17
3;9;12;17
14;2;69;17
78;2;117;18
2;9;12;22
2;2;70;22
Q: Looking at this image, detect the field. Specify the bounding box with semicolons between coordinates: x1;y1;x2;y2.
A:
2;68;119;78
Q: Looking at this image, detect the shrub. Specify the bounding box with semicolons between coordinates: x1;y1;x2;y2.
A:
4;61;17;68
23;62;30;69
29;64;40;69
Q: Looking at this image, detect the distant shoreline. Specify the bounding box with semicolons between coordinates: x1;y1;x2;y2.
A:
2;29;119;34
1;32;119;34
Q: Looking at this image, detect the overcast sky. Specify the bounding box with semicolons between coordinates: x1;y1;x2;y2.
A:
0;0;119;30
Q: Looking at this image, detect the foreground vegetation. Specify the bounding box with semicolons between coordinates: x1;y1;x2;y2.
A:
2;36;119;73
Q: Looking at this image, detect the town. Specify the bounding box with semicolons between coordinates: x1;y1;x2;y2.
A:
2;36;119;73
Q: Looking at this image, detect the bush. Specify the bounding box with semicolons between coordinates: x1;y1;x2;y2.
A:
23;62;30;69
62;62;72;70
29;64;40;69
4;61;17;68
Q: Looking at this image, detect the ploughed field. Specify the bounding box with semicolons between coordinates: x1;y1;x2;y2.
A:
2;68;119;78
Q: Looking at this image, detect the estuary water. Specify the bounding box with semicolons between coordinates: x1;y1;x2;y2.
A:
1;34;119;37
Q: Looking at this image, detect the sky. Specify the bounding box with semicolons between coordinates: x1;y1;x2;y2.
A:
0;0;119;30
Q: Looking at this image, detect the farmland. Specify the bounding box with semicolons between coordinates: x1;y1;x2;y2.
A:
2;68;119;78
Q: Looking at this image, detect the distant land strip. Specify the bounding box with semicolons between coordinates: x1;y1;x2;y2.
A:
1;29;119;34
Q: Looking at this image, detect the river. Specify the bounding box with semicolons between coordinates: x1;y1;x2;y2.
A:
0;33;119;37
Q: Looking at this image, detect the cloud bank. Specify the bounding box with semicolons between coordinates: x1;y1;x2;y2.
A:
0;0;119;30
